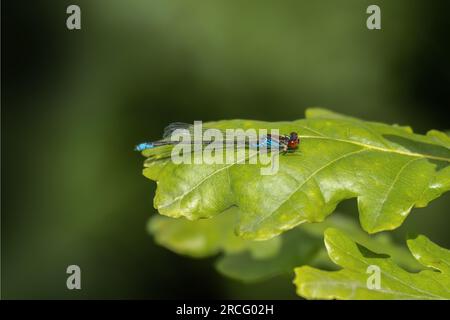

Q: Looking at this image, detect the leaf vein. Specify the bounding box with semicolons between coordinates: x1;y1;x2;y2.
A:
299;135;450;162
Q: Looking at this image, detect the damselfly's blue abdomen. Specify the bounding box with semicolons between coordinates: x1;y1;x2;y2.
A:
251;136;280;149
135;142;154;152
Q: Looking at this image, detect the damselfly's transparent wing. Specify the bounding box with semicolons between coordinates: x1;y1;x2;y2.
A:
162;122;193;139
162;122;287;147
142;122;287;162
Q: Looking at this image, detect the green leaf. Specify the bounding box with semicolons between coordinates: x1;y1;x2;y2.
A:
149;210;421;282
215;227;323;282
148;207;281;259
294;228;450;300
149;207;322;282
142;108;450;240
215;215;422;283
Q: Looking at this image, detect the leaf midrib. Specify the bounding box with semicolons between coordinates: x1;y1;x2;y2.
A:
300;135;450;162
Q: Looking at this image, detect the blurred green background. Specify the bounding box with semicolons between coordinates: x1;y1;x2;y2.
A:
2;0;449;299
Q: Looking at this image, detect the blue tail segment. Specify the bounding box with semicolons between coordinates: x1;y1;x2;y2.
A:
135;142;154;152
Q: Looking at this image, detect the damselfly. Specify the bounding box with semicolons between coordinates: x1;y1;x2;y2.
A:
135;122;300;161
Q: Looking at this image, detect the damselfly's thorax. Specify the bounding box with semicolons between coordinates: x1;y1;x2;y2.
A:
277;132;300;151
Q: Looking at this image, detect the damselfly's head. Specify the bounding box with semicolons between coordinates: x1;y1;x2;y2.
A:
287;132;299;150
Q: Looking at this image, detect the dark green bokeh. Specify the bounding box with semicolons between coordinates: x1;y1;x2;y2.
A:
2;0;449;299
